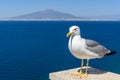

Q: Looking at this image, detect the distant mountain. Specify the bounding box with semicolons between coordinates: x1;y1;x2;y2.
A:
1;9;120;21
10;9;87;20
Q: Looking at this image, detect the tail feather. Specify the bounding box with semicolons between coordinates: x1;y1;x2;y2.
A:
106;50;117;56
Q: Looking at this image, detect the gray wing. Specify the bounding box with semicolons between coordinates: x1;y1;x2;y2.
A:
85;39;110;57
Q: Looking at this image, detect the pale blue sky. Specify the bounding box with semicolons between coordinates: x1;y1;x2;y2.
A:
0;0;120;18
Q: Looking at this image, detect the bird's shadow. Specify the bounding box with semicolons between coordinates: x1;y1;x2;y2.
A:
77;67;107;74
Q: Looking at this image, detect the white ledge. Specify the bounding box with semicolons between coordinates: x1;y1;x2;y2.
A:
49;67;120;80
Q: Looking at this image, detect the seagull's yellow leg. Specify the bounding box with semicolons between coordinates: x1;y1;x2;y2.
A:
85;59;89;75
80;59;89;78
80;59;84;74
72;59;84;76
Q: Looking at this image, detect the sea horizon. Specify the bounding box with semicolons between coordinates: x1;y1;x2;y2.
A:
0;19;120;21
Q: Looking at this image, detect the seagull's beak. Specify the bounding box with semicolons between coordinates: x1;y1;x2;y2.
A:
66;32;72;37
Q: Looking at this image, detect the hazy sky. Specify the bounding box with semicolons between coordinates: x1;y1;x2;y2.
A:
0;0;120;18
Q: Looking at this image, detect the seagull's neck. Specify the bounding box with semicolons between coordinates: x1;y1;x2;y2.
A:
69;35;82;45
71;35;82;39
70;35;82;43
69;35;82;52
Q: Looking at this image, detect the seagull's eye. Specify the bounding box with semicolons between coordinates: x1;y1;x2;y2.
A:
74;28;77;30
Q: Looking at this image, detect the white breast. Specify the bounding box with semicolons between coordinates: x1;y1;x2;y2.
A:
68;35;99;59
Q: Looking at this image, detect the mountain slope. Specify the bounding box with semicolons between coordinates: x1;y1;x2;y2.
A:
11;9;85;20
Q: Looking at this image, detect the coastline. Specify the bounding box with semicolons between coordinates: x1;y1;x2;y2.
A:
0;19;120;21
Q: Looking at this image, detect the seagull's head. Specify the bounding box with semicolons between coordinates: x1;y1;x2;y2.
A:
66;25;80;37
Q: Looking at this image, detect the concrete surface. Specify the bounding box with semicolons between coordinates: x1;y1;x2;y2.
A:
49;67;120;80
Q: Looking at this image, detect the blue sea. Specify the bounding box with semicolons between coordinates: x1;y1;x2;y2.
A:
0;21;119;80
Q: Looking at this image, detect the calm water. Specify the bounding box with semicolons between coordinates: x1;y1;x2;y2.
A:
0;21;119;80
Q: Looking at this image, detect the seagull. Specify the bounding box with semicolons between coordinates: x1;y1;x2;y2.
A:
66;25;116;78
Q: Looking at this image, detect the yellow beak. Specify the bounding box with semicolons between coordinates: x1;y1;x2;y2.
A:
66;32;72;37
